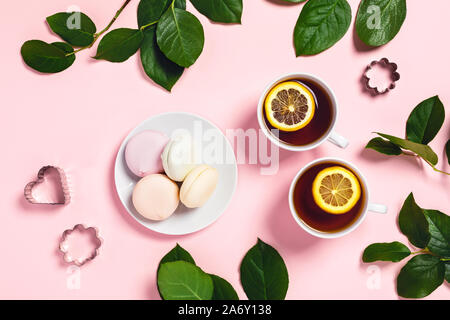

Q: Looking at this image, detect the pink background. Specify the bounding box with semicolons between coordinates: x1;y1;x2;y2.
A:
1;0;449;299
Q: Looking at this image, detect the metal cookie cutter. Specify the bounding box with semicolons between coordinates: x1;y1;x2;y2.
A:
362;58;400;95
24;166;71;205
59;224;103;266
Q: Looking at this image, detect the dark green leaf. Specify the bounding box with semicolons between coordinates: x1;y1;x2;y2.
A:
356;0;407;47
240;238;289;300
94;28;144;62
376;133;438;165
294;0;352;56
424;210;450;258
51;42;76;65
362;242;411;262
190;0;243;23
365;137;402;155
446;140;450;165
175;0;187;10
398;193;430;249
156;7;204;68
406;96;445;145
159;243;195;267
157;261;213;300
21;40;75;73
209;274;239;300
397;254;445;298
46;12;96;47
137;0;170;28
445;262;450;283
140;27;184;91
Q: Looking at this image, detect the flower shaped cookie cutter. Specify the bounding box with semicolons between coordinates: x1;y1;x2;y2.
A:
59;224;102;266
24;166;71;205
362;58;400;95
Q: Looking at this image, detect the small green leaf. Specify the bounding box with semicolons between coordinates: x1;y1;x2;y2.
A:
21;40;75;73
140;27;184;91
398;193;430;249
397;254;445;299
209;274;239;300
406;96;445;145
362;242;411;263
190;0;243;23
365;137;402;155
376;133;438;165
157;261;213;300
159;243;195;267
445;140;450;165
137;0;170;28
94;28;144;62
356;0;407;47
294;0;352;56
240;238;289;300
46;12;96;47
156;7;204;68
424;210;450;258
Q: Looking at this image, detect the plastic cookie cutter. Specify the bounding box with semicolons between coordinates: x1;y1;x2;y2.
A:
59;224;103;266
24;166;71;205
362;58;400;95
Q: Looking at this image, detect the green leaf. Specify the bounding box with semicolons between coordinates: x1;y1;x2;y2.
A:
21;40;75;73
46;12;96;47
94;28;144;62
397;254;445;299
406;96;445;145
209;274;239;300
175;0;187;10
190;0;243;23
376;133;438;165
355;0;407;47
159;243;195;267
157;261;213;300
140;27;184;91
446;140;450;165
365;137;402;155
398;193;430;249
294;0;352;56
362;242;411;262
137;0;169;28
240;238;289;300
445;262;450;283
51;42;76;65
156;7;204;68
424;210;450;258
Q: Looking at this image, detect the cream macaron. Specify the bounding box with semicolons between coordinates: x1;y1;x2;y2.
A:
132;174;179;221
161;131;199;182
180;165;219;208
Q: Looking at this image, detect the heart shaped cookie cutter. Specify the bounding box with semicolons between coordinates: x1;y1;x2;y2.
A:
59;224;103;267
24;166;71;205
362;58;400;95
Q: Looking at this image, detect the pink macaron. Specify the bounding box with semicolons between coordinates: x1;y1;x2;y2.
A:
125;130;169;177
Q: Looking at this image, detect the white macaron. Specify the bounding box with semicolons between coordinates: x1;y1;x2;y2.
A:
180;165;219;208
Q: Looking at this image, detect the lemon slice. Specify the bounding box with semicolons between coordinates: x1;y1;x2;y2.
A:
264;81;315;132
312;166;361;214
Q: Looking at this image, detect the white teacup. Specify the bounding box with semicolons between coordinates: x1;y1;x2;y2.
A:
289;157;387;239
257;73;348;151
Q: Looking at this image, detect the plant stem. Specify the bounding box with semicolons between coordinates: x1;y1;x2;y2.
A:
441;258;450;261
66;0;132;56
423;158;450;176
411;248;429;255
140;20;159;31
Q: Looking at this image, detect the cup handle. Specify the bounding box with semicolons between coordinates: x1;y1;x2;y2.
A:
368;203;388;214
327;131;349;149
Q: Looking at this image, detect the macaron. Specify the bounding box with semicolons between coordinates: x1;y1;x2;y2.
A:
125;130;169;177
132;174;179;221
161;131;199;182
180;165;219;208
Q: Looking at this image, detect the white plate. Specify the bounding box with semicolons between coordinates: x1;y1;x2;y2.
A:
114;112;238;235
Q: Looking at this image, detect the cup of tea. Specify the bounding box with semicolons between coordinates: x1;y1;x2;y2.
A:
257;73;348;151
289;157;387;239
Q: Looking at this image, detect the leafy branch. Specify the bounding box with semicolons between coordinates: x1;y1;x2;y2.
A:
20;0;244;91
362;193;450;298
365;96;450;175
